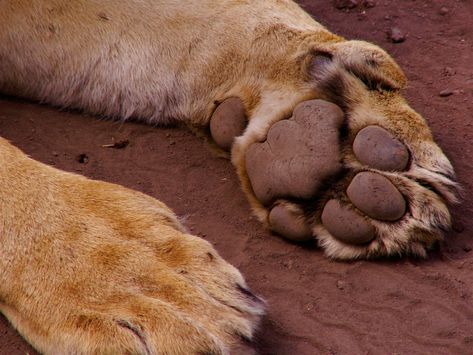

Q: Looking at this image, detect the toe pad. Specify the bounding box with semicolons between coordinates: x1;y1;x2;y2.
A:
321;199;376;244
269;205;312;242
210;97;247;151
347;172;406;221
353;125;409;171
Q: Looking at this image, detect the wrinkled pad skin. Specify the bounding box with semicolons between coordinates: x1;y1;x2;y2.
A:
210;97;247;151
246;100;345;205
269;205;312;242
347;171;406;221
321;199;375;244
353;125;409;171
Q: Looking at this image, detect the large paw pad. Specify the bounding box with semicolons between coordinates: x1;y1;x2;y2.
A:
245;100;344;205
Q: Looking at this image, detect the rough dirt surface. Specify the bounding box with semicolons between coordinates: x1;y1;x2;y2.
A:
1;1;473;354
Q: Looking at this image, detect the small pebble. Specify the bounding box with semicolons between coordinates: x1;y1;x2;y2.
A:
333;0;359;9
444;67;456;76
337;280;347;290
363;0;376;8
439;89;453;97
439;7;449;16
387;27;406;43
76;153;89;164
452;221;465;233
357;12;367;21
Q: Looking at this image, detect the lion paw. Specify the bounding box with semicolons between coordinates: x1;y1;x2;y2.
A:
0;152;264;354
241;99;457;259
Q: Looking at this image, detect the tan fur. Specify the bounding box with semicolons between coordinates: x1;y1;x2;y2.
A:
0;0;456;352
0;137;264;353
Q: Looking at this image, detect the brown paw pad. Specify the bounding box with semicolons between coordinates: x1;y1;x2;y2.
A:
321;199;376;244
353;125;409;171
210;97;247;151
347;171;406;221
246;100;344;205
269;205;312;242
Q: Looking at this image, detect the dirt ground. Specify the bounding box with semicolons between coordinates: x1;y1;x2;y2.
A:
1;1;473;354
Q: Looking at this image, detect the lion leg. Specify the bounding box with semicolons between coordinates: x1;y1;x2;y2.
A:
0;138;264;354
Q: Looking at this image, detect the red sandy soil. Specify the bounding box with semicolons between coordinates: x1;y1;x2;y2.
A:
1;1;473;354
